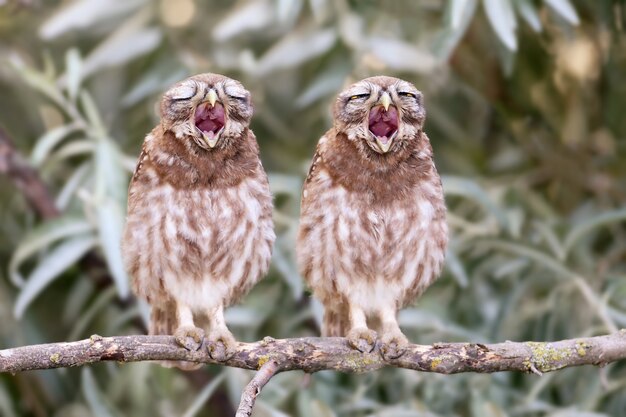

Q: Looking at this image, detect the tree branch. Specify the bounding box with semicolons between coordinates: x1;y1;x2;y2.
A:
235;359;280;417
1;331;625;375
2;332;625;415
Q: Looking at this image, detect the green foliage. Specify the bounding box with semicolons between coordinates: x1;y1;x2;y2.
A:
0;0;625;416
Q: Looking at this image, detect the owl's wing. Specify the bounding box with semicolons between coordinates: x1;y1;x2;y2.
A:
301;143;323;207
126;142;150;209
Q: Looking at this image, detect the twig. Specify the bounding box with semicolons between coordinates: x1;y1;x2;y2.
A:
235;360;280;417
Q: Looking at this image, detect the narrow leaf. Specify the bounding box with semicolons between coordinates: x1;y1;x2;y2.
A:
81;368;121;417
14;235;97;318
517;0;542;32
483;0;517;50
564;209;626;254
544;0;580;25
65;48;83;102
30;123;81;166
96;200;129;298
9;217;93;286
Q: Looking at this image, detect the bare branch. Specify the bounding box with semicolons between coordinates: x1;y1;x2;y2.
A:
1;331;625;375
236;359;280;417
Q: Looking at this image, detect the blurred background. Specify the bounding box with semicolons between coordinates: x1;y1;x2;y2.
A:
1;0;625;416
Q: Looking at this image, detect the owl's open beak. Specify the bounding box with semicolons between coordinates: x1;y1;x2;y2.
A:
368;92;398;154
195;98;225;149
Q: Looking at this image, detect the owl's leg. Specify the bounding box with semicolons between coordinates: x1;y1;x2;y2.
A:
173;303;205;351
346;304;377;353
206;304;237;362
378;307;409;360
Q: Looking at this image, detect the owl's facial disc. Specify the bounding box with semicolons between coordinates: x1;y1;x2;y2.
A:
194;100;225;149
368;102;398;154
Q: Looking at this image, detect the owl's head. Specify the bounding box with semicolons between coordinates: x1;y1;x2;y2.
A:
159;73;253;151
333;76;425;156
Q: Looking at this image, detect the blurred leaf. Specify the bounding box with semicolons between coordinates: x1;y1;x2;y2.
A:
30;123;82;166
40;0;146;40
441;176;508;229
14;235;97;318
82;27;162;79
65;49;83;102
445;247;469;288
80;91;106;135
482;0;517;50
121;68;188;107
81;367;121;417
96;199;129;298
563;208;626;255
277;0;304;24
544;0;580;25
212;1;274;42
56;162;92;210
450;0;473;29
10;59;65;106
516;0;542;32
181;373;227;417
369;37;440;73
9;217;93;286
68;286;117;341
0;381;16;417
255;28;337;76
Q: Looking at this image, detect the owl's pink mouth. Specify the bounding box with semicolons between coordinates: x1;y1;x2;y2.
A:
195;102;225;134
368;105;398;152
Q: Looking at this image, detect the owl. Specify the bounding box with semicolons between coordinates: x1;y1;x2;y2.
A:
122;73;275;370
297;76;448;360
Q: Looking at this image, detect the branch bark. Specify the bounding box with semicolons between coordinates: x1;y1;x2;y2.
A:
2;332;625;375
2;332;625;415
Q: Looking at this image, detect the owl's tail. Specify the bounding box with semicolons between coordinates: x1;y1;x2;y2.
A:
150;302;203;371
321;303;350;337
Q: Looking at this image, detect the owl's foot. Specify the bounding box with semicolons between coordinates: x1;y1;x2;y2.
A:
174;326;205;351
347;327;377;353
379;329;409;360
207;329;237;362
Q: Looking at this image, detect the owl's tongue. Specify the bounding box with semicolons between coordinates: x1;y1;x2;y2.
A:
368;105;398;142
195;102;225;134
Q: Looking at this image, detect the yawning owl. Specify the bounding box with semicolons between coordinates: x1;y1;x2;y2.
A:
122;73;275;369
297;76;448;359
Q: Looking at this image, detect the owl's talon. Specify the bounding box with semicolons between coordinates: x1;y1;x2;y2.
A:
347;327;377;353
207;330;237;361
380;330;409;360
174;326;205;351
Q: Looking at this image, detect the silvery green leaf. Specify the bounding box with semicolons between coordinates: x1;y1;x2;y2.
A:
369;37;439;73
96;199;129;298
517;0;542;32
56;161;91;210
450;0;472;29
65;49;82;102
10;59;65;106
544;0;580;25
81;368;121;417
483;0;517;50
0;382;16;417
80;90;105;135
40;0;145;40
446;247;469;288
50;140;95;162
14;235;97;318
30;123;81;166
441;176;508;229
81;27;162;79
68;286;116;341
277;0;304;23
212;1;274;42
255;29;336;76
295;64;350;108
9;217;93;286
564;208;626;254
121;68;188;107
